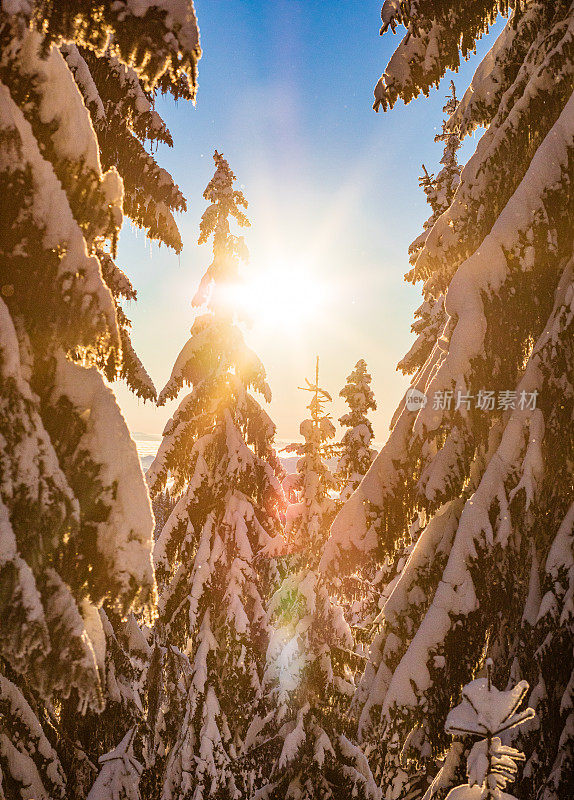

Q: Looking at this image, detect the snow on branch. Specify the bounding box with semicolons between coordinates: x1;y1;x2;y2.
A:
51;353;156;615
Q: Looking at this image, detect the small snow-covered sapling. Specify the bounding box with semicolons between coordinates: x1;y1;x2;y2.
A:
444;659;535;800
87;727;143;800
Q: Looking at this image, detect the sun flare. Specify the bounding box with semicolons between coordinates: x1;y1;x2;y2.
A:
237;259;327;337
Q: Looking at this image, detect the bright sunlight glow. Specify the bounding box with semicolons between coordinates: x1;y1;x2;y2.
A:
236;259;327;337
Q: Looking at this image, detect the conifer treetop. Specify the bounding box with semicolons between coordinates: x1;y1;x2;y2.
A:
407;79;462;274
282;357;338;560
400;81;462;379
290;357;337;457
154;150;271;418
336;359;377;502
339;359;376;427
193;150;250;309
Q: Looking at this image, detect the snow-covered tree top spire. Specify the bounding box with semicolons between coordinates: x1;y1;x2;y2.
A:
153;150;271;424
305;355;330;417
300;357;337;463
287;357;337;472
408;80;462;274
339;359;376;419
192;149;250;310
400;81;462;379
337;359;377;502
283;357;338;560
339;359;376;428
437;80;460;159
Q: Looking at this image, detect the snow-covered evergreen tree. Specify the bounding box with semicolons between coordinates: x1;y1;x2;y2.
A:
336;359;377;502
340;88;461;684
0;2;200;797
244;364;379;800
332;359;379;652
322;3;574;798
145;151;285;800
339;83;463;734
281;359;339;558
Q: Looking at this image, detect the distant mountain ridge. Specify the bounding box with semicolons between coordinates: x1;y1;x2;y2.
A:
131;432;339;475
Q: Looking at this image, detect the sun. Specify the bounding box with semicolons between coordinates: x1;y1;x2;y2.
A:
237;259;326;337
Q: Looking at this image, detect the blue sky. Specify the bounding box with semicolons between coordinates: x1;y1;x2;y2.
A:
115;1;505;443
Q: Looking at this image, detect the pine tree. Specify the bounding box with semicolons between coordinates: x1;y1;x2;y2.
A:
333;359;379;647
407;81;461;269
281;358;339;558
145;151;285;800
322;3;574;799
0;2;200;797
244;363;379;800
336;359;377;503
340;87;461;688
340;83;463;707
